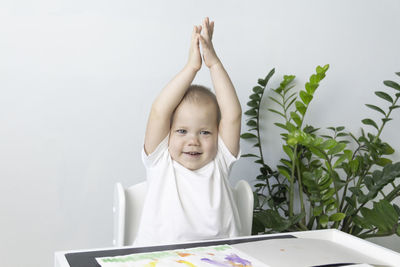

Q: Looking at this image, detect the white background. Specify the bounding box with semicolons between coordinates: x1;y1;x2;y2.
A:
1;1;399;266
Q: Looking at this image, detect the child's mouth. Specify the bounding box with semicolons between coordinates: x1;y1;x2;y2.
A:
184;151;202;156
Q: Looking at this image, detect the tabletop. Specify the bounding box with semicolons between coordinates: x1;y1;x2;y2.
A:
54;229;400;267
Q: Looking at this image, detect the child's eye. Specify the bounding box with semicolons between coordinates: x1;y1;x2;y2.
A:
176;129;187;134
200;130;211;135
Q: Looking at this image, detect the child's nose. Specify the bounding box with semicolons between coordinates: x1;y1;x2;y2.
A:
188;135;200;145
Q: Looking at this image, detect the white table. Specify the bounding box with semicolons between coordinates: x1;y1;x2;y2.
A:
55;229;400;267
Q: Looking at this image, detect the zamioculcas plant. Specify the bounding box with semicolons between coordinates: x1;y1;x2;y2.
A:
242;67;400;239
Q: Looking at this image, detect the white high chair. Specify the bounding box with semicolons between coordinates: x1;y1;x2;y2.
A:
112;179;253;247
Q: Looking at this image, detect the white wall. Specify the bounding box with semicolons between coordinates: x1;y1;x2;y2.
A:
1;1;399;266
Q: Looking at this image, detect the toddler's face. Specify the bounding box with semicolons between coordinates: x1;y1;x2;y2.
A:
169;101;218;170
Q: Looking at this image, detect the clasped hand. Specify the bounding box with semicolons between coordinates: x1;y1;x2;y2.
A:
188;17;220;71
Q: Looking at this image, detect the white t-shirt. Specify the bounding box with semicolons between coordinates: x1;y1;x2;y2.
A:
134;135;241;246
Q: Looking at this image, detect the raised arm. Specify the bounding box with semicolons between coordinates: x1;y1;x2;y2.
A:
144;25;202;155
199;17;242;157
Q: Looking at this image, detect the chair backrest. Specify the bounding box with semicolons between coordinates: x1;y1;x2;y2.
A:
112;179;253;246
112;181;147;247
233;179;254;236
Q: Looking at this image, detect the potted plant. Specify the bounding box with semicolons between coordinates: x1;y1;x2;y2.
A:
241;66;400;239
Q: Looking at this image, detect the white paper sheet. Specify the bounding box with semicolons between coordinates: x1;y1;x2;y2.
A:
96;244;270;267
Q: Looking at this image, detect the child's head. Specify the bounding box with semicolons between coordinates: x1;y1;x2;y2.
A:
168;85;221;170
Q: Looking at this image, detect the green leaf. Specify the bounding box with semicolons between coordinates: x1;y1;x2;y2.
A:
395;204;400;217
353;215;374;229
336;126;345;132
244;109;257;116
376;157;392;167
365;104;386;116
319;179;332;191
247;100;258;108
384;80;400;91
286;121;297;132
299;91;313;105
258;79;267;87
320;139;337;150
321;188;336;201
241;133;258;139
345;196;356;208
310;74;318;84
382;118;393;123
280;159;292;168
274;122;288;131
295;101;307;116
246;120;257;127
329;213;345;222
313;206;323;216
250;93;261;101
264;68;276;85
327;142;346;155
277;166;291;180
290;111;302;127
390;105;400;110
349;158;360;174
396;72;400;77
310;147;325;158
269;96;283;107
382;143;395;155
282;145;294;159
325;202;337;212
375;91;393;103
319;214;329;228
361;200;398;232
316;65;324;74
252;86;263;93
241;153;260;158
268;108;285;118
333;153;348;169
361;118;379;130
305;82;318;94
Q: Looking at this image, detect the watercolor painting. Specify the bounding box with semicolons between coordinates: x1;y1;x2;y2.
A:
96;245;269;267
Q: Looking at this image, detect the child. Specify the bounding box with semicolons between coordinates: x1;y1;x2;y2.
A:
134;17;242;246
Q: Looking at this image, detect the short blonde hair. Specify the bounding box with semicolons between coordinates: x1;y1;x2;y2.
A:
171;84;221;125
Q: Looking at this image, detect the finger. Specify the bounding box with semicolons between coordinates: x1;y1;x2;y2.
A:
198;34;206;47
191;25;198;40
209;21;214;39
195;33;201;45
202;18;209;37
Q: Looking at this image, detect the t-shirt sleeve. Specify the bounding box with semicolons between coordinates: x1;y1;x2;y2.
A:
216;135;241;173
142;135;169;168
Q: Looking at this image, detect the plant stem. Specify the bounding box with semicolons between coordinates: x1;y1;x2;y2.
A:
255;84;276;210
359;229;393;239
385;184;400;202
373;94;400;143
296;153;306;222
289;146;297;217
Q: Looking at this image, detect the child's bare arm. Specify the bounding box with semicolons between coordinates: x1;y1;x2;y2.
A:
144;25;202;155
199;17;242;157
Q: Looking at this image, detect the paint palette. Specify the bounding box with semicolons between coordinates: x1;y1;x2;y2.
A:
96;244;269;267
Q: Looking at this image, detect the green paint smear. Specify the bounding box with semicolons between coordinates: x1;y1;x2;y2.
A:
99;245;232;263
